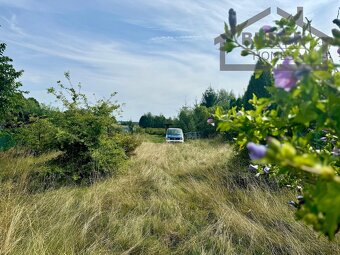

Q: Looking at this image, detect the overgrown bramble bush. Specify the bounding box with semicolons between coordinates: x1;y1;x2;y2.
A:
17;73;141;183
215;9;340;239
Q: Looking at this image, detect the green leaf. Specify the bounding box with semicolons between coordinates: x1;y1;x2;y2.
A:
254;69;263;79
224;22;229;33
332;29;340;39
254;29;266;50
222;42;237;53
334;72;340;86
215;106;222;117
244;40;251;47
241;49;250;56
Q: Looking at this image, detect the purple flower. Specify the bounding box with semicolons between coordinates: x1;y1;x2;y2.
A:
262;25;272;33
320;137;327;142
247;142;267;160
297;195;304;202
264;166;270;174
207;117;215;126
338;47;340;55
248;164;259;171
288;201;297;208
332;147;340;156
273;57;299;91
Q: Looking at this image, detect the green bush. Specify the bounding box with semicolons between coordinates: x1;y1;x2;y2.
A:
113;133;142;155
143;128;166;136
14;73;140;184
215;10;340;239
14;119;58;154
0;130;15;151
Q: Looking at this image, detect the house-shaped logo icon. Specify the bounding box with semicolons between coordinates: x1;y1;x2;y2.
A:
214;7;331;71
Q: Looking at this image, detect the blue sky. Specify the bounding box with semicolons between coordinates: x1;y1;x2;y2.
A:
0;0;339;120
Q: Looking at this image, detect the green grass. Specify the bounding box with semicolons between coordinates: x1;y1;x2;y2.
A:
0;141;339;254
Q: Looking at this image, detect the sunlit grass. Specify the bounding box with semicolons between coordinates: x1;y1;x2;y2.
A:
0;141;339;254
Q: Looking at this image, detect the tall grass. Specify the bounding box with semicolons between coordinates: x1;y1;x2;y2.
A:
0;141;339;254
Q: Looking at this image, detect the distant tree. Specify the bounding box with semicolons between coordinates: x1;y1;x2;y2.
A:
243;61;273;110
0;43;24;119
233;97;243;109
201;86;218;108
139;113;169;128
216;89;236;110
139;113;153;128
139;114;149;128
193;106;216;137
177;107;196;133
153;114;166;128
1;93;47;128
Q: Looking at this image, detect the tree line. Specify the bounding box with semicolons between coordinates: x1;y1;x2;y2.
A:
0;43;140;186
138;62;273;137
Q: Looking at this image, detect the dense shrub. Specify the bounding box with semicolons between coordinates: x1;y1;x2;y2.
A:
143;128;166;136
14;73;140;183
113;133;142;155
215;10;340;239
14;119;58;154
0;130;15;151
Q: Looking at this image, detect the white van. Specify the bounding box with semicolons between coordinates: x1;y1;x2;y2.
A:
166;128;184;143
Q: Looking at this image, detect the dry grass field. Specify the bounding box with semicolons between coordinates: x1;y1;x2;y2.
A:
0;140;339;254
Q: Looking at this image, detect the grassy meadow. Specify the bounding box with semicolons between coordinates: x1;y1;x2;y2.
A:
0;139;339;254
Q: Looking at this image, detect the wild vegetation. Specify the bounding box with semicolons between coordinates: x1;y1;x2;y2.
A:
0;44;141;186
0;6;340;255
215;9;340;239
1;141;339;254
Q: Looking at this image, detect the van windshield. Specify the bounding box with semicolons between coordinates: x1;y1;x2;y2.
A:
166;129;182;135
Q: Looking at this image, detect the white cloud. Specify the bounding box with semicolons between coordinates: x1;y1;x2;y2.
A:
0;0;338;120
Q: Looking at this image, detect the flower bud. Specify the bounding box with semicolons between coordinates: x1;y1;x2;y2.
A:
297;195;304;204
263;166;270;174
207;117;214;125
228;9;237;35
248;164;259;171
320;137;327;142
262;25;272;33
333;19;340;28
288;201;297;208
286;34;302;45
332;147;340;156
